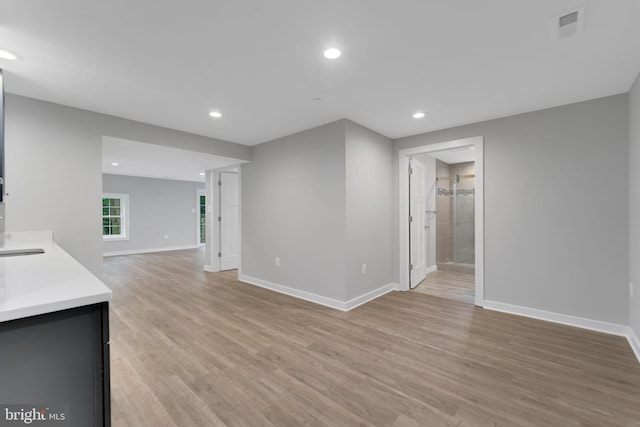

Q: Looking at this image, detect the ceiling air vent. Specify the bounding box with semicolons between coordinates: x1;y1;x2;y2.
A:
553;5;587;39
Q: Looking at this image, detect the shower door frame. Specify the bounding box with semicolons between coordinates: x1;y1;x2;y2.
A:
398;136;484;306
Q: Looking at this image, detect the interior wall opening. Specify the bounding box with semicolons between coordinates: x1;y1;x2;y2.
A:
101;136;244;276
398;136;484;306
410;150;476;304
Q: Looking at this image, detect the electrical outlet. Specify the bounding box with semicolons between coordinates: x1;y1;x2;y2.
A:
362;264;367;274
275;257;280;267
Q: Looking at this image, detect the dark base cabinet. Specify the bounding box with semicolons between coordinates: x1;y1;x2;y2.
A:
0;302;110;427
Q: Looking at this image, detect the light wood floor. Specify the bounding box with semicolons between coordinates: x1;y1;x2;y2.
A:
413;270;475;304
104;249;640;427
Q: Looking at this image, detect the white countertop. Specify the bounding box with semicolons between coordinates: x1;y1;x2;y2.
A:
0;231;112;322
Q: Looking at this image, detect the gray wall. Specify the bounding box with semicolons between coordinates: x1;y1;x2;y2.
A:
242;121;347;300
5;94;249;277
630;73;640;336
242;120;395;303
102;174;203;254
345;121;393;300
394;94;629;325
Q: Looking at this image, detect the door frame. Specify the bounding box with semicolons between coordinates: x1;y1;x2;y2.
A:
398;136;484;306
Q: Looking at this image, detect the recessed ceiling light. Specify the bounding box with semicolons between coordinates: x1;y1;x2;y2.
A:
413;112;425;119
0;49;21;61
111;162;119;166
199;172;205;176
209;111;222;118
323;48;341;59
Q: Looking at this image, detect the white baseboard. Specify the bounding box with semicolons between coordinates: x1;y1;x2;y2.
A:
483;300;629;336
628;327;640;364
103;244;201;257
344;283;398;311
238;275;396;311
425;265;437;275
239;275;346;310
203;265;216;273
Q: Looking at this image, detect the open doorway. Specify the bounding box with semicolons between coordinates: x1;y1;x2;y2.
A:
399;136;484;306
410;152;475;303
196;188;206;246
101;136;246;271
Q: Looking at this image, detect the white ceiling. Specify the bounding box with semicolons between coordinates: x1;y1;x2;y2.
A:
102;137;244;182
1;1;640;147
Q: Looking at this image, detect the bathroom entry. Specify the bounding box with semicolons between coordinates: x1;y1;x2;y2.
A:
408;147;477;303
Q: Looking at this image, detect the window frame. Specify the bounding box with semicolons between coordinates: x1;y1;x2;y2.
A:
102;193;130;241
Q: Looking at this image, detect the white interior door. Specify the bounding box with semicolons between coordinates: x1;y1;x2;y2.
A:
410;158;427;288
220;171;240;270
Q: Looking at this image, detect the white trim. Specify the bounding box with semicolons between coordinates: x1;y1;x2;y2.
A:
203;171;222;272
474;139;484;306
628;327;640;364
239;275;346;310
238;275;396;311
425;264;437;275
483;300;629;336
102;236;129;242
103;244;200;257
203;264;216;272
237;167;243;278
344;283;398;311
398;136;484;306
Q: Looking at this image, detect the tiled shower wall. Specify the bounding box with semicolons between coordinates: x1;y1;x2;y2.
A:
436;160;475;266
436;160;452;264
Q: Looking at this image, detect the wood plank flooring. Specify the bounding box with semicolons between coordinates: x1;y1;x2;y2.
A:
104;249;640;427
413;270;475;304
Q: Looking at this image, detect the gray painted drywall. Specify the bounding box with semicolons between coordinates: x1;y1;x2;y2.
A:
345;121;393;300
394;94;629;324
102;174;203;254
243;120;394;303
4;94;249;277
5;95;103;276
629;73;640;337
242;121;347;300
